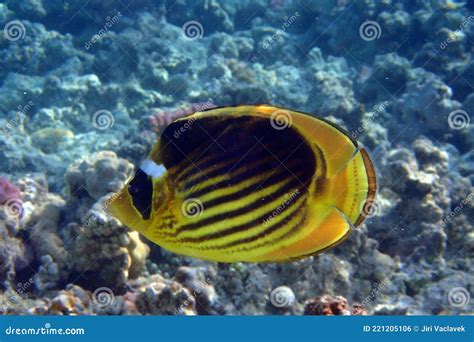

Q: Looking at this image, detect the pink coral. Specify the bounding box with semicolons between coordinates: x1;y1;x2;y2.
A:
147;102;216;133
0;176;21;205
0;176;23;219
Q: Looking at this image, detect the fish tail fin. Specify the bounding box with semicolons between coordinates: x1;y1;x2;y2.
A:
329;147;377;227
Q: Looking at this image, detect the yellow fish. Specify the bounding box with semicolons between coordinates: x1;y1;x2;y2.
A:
108;105;377;263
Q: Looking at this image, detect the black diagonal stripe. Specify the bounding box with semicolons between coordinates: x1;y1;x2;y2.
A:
170;118;258;180
313;143;327;179
181;151;274;192
161;117;237;155
201;167;299;210
174;118;299;184
171;150;206;179
168;202;307;252
215;203;307;250
185;155;302;200
178;194;307;243
175;146;243;183
175;139;266;184
165;141;211;179
313;143;328;196
176;173;303;235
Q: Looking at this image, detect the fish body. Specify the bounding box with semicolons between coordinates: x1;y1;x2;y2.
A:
108;105;377;263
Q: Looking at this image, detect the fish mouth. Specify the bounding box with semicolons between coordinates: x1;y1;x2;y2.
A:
105;188;136;226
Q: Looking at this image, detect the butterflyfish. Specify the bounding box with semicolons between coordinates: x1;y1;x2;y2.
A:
108;105;377;263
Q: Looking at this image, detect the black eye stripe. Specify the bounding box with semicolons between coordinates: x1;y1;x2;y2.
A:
128;169;153;220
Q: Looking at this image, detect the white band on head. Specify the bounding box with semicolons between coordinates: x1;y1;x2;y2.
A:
140;159;166;178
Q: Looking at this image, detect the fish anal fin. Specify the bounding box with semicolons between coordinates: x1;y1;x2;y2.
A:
254;206;352;262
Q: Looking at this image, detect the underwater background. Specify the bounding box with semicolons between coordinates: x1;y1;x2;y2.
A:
0;0;472;315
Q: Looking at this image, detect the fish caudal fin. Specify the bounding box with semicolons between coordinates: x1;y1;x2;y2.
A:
329;147;377;227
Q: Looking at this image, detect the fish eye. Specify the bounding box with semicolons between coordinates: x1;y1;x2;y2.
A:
128;168;153;220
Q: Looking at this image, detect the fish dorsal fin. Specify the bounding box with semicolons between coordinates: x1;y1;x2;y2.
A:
199;105;360;178
174;104;376;228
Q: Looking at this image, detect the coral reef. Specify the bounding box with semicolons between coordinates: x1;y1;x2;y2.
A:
65;151;134;201
134;274;197;315
0;0;472;316
0;176;21;205
304;295;366;315
63;152;149;290
147;102;216;133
